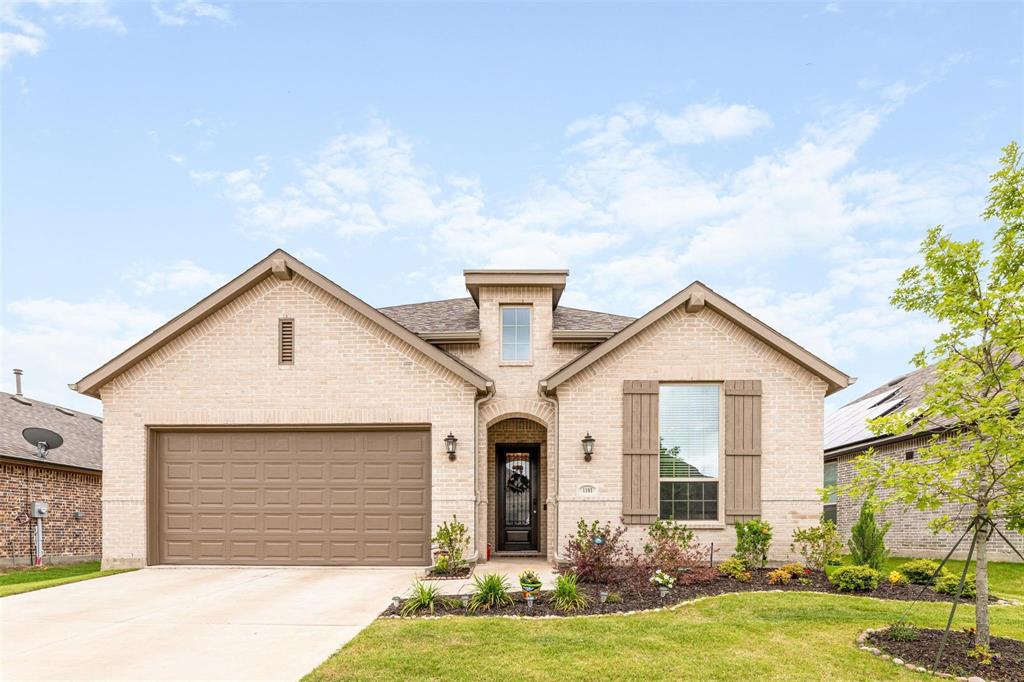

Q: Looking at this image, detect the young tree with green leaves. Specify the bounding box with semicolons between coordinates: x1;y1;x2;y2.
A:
841;141;1024;647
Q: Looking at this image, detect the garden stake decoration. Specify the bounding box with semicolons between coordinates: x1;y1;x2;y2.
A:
598;589;609;604
526;593;535;609
460;594;470;609
392;596;402;609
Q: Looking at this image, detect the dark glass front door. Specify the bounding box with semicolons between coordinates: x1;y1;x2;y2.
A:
496;444;540;551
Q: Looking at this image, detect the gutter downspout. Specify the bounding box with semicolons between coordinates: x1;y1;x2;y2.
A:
538;380;564;563
469;381;495;563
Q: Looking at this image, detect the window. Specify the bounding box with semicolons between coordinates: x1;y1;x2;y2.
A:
659;384;720;521
823;461;837;523
501;306;531;362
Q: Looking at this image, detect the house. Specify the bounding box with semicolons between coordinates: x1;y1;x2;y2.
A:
71;250;853;569
1;371;103;566
824;363;1023;562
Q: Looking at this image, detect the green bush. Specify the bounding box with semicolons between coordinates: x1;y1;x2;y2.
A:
401;581;457;616
551;573;590;612
887;619;919;642
934;571;977;598
734;519;773;569
848;501;891;570
790;521;843;570
468;573;513;612
899;558;945;585
719;556;748;580
432;515;470;571
828;565;881;592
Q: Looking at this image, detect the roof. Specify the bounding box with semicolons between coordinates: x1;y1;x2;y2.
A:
378;297;635;341
72;250;493;397
542;281;854;396
0;392;102;471
463;270;569;307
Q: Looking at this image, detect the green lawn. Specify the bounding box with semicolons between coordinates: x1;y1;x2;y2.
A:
0;561;135;597
835;556;1024;603
306;591;1023;681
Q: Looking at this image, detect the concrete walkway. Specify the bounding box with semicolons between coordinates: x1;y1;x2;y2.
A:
1;566;417;682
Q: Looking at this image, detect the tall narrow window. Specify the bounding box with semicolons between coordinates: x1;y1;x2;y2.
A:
823;461;838;523
659;384;720;521
501;306;531;362
279;318;295;365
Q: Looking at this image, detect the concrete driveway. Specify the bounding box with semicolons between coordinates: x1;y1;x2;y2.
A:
1;566;418;682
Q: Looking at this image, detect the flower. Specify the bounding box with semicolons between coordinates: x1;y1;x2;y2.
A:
650;569;676;589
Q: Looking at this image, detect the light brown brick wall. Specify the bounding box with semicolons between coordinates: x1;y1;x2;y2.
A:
99;274;478;568
836;435;1024;562
0;461;101;565
554;305;829;562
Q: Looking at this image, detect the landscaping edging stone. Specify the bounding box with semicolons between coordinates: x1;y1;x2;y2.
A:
857;628;972;680
857;626;1024;682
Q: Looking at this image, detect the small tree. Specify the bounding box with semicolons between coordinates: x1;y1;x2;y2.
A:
842;141;1024;647
733;519;773;569
847;501;891;570
791;520;843;570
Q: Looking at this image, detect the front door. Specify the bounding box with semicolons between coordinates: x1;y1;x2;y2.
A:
496;444;540;551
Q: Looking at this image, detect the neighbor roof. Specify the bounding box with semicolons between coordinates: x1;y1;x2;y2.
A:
542;281;854;396
1;392;102;471
72;250;493;397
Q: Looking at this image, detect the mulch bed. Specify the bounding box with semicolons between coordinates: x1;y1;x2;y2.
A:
424;566;473;580
867;628;1024;681
384;568;992;619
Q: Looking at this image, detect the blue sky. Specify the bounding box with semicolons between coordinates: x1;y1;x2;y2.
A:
2;1;1021;415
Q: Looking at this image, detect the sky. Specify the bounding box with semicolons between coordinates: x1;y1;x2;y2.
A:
1;1;1022;416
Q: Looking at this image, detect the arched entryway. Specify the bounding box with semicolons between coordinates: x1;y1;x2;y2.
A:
487;417;548;557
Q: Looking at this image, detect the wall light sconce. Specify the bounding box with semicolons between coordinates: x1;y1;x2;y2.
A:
445;432;458;461
581;433;595;462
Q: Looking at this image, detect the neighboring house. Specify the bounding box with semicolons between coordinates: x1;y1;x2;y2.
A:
1;373;103;566
824;363;1023;562
72;250;853;569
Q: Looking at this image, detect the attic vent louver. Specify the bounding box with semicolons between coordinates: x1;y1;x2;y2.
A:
279;318;295;365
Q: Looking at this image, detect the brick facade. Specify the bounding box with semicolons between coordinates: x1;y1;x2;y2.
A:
96;268;834;568
0;461;101;566
835;434;1024;562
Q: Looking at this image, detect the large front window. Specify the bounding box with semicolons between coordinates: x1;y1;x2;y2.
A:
501;306;532;362
659;384;720;521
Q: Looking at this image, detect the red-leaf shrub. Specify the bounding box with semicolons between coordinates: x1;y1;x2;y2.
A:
561;519;629;584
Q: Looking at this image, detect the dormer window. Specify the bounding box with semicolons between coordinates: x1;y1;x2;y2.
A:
501;306;532;362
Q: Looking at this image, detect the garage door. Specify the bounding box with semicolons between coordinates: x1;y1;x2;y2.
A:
153;429;431;566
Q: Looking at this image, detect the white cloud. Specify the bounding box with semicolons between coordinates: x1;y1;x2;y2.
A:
152;1;230;26
1;297;168;412
1;1;124;69
653;104;772;144
123;260;228;296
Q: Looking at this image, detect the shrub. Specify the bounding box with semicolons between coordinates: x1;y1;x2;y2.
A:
779;562;806;576
562;519;629;584
638;519;717;587
605;591;622;604
967;645;997;666
767;568;792;585
401;581;457;616
797;577;812;586
468;573;513;612
734;570;752;582
848;501;891;570
433;554;450;574
432;516;470;571
551;573;590;612
888;570;909;586
829;565;881;592
790;521;843;570
887;619;919;642
719;557;748;579
900;559;945;585
734;519;772;569
645;518;695;550
935;571;977;598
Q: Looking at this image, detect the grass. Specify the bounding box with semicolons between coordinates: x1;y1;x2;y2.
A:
305;591;1024;681
0;561;135;597
831;556;1024;603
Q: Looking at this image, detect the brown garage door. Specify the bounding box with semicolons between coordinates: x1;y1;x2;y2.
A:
153;429;431;566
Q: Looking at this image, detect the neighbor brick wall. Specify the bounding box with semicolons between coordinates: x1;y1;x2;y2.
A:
99;274;478;568
555;305;829;562
835;435;1024;562
0;461;101;565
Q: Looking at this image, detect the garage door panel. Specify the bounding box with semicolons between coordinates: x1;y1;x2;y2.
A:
156;429;430;565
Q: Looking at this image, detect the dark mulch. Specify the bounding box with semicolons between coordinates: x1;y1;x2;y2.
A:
868;628;1024;681
424;566;473;580
385;568;986;619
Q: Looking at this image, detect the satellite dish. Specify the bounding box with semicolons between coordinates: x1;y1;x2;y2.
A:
23;427;63;458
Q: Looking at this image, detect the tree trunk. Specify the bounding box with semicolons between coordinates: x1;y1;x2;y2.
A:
975;516;990;647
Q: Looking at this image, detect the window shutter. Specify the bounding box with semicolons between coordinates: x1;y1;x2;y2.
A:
622;380;659;525
723;379;762;523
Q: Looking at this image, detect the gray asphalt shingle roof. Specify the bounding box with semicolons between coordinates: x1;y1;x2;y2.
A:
0;392;102;471
378;297;635;335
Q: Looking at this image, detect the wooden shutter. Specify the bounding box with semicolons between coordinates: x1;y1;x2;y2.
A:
724;380;762;524
622;380;659;525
